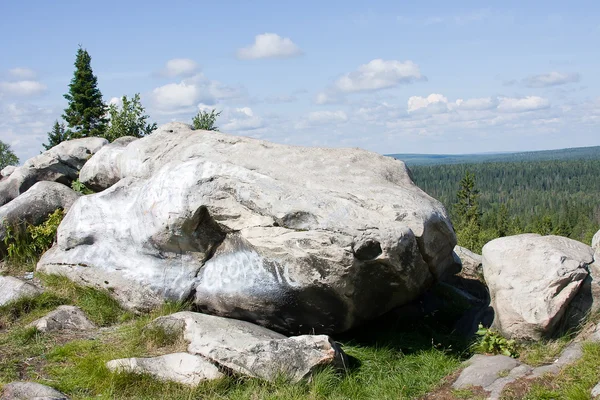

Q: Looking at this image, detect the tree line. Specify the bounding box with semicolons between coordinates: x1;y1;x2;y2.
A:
411;160;600;253
0;47;222;169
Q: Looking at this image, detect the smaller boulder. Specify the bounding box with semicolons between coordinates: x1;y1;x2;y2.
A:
0;381;68;400
79;136;138;192
453;245;482;278
106;353;224;386
0;276;42;306
28;305;95;332
150;311;347;382
592;381;600;398
1;165;17;178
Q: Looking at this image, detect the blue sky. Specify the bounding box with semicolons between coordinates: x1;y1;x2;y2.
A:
1;0;599;162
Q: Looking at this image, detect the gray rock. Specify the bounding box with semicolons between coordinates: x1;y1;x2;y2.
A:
28;305;95;332
1;165;17;178
452;354;520;390
79;136;138;192
0;137;107;207
0;381;68;399
592;381;600;398
38;122;456;334
150;311;347;382
593;230;600;254
0;276;42;306
531;342;582;377
0;181;80;253
453;245;482;278
482;234;593;340
106;353;224;386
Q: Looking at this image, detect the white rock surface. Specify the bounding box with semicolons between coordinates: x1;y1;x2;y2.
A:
592;381;600;398
1;165;17;178
482;234;594;340
151;311;347;382
38;122;456;334
0;276;42;306
28;305;95;332
453;245;482;277
106;352;224;386
0;137;107;207
593;229;600;254
0;181;80;252
79;136;138;192
0;381;68;399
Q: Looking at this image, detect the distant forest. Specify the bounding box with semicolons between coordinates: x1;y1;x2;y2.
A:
409;159;600;250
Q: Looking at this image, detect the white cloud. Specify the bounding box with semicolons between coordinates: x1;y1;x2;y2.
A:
0;80;47;97
8;67;37;80
524;72;581;88
334;59;425;93
162;58;199;77
152;81;202;111
455;97;498;110
307;110;348;123
407;94;449;113
221;107;264;131
497;96;550;112
237;33;303;60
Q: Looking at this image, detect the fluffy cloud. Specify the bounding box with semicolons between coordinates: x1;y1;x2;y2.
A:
220;107;264;131
455;97;498;110
497;96;550;112
237;33;303;60
334;59;425;93
407;94;449;113
0;80;47;97
405;94;549;114
524;72;580;88
8;67;37;80
162;58;199;77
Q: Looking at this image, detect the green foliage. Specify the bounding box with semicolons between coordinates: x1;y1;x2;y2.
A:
3;209;64;266
63;46;108;139
43;121;68;150
71;179;94;195
192;109;221;131
105;93;157;142
473;324;519;358
0;140;19;170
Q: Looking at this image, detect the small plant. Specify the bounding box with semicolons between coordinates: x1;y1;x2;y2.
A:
191;109;221;131
473;324;519;358
3;209;64;266
71;179;94;195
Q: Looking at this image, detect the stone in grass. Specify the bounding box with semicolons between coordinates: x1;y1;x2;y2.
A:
106;352;224;386
592;381;600;398
0;381;69;399
28;305;96;333
0;276;42;306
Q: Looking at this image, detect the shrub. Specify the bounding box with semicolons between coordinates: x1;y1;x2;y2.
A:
473;324;519;358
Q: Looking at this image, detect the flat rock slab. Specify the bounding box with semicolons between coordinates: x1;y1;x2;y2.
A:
28;305;95;332
38;122;457;335
482;234;594;340
106;353;224;386
151;311;347;382
0;381;68;399
453;354;520;390
0;276;42;306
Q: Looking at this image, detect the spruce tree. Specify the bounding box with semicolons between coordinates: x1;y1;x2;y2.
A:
0;141;19;169
43;121;68;150
63;46;107;138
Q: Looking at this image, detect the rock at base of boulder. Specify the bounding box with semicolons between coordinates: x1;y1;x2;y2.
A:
150;311;347;382
28;305;95;332
0;381;68;399
106;353;224;386
0;276;42;306
592;381;600;398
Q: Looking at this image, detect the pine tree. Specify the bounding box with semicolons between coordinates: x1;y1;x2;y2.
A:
453;170;481;229
63;46;107;138
496;203;509;237
43;121;68;150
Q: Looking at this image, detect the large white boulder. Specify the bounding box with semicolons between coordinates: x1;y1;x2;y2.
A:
482;234;595;340
38;122;456;334
79;136;138;191
150;311;346;382
0;137;107;206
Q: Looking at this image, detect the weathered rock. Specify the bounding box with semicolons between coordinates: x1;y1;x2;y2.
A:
38;123;456;334
79;136;138;192
530;342;582;377
0;181;80;253
592;381;600;398
593;229;600;254
0;276;42;306
150;311;347;382
0;381;68;399
28;305;95;332
452;354;524;391
0;137;107;207
1;165;17;178
453;245;482;278
106;353;224;386
482;234;594;340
